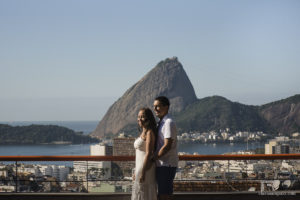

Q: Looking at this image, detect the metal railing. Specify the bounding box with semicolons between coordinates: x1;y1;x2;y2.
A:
1;154;300;194
2;153;300;161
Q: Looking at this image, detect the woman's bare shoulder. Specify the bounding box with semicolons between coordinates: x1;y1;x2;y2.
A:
146;129;155;137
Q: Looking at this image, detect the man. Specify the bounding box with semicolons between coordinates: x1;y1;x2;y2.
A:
153;96;178;200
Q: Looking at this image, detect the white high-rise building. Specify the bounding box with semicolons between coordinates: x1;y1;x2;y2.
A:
44;166;53;176
90;144;112;155
265;137;290;154
58;166;70;181
74;144;112;179
37;165;70;181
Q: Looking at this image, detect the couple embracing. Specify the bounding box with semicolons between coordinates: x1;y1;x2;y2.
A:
132;96;178;200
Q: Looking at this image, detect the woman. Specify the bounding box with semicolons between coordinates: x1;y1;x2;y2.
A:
132;108;157;200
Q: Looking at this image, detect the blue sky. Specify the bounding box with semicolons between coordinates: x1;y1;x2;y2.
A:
1;0;300;121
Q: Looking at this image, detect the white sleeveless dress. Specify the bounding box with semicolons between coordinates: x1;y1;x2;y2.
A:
131;137;157;200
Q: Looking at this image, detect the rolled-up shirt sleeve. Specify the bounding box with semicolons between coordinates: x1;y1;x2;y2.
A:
163;119;172;139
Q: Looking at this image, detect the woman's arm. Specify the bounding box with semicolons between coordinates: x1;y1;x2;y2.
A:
140;130;155;182
157;137;173;159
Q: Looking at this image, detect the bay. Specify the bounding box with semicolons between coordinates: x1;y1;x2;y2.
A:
0;121;265;156
0;144;92;156
178;142;264;155
0;142;264;156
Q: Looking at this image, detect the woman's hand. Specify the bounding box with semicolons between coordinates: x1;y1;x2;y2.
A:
132;173;135;181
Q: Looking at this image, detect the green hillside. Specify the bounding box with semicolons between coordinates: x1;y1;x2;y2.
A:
0;124;99;144
175;96;273;133
107;94;300;138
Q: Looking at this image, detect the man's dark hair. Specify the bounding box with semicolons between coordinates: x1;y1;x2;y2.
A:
155;96;170;107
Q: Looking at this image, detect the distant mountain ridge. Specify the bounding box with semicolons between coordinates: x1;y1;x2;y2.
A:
175;96;272;133
177;94;300;135
259;94;300;135
92;57;300;138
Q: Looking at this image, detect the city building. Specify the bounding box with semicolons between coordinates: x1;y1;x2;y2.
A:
265;137;290;154
90;144;113;156
73;143;113;179
113;136;135;178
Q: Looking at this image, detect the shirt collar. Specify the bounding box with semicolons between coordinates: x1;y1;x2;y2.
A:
160;114;169;124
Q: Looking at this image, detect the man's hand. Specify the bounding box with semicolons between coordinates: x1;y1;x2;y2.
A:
151;153;158;162
139;173;145;183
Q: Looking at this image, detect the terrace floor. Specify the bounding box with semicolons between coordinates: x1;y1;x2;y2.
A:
1;191;300;200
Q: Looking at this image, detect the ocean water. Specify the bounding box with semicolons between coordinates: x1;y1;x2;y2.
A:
0;121;264;156
0;144;92;156
0;142;264;156
178;142;264;155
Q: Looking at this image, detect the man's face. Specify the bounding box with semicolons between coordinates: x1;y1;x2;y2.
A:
153;100;168;119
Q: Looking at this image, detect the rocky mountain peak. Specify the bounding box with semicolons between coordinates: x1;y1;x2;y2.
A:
91;57;197;138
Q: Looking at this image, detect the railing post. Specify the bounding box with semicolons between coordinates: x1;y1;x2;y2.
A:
227;160;229;174
86;161;89;193
15;161;18;193
260;180;265;192
245;159;248;190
